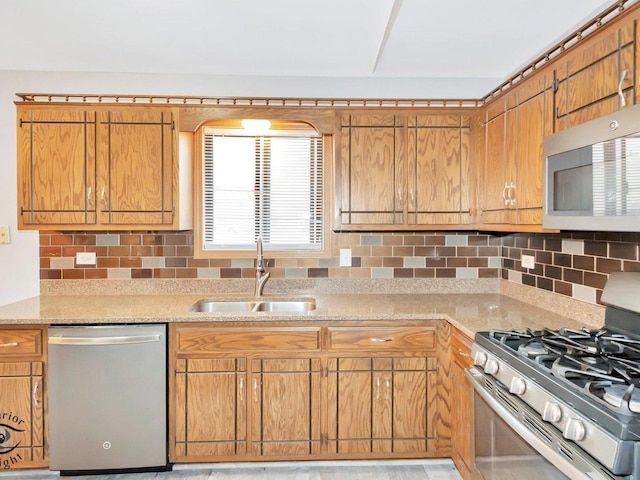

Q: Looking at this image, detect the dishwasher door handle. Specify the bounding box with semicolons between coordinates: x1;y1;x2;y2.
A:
48;334;162;346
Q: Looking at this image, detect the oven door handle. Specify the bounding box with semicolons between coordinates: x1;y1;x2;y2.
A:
465;367;610;480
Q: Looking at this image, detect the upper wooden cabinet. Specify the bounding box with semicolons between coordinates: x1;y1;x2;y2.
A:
554;20;636;131
479;76;553;229
17;105;192;230
335;112;472;231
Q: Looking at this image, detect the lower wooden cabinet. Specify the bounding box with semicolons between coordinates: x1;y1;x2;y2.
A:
450;328;473;480
327;356;437;456
169;321;448;463
0;327;47;470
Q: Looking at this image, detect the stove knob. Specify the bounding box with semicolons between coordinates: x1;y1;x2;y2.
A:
484;359;499;375
563;418;586;442
509;377;526;395
474;351;488;367
542;402;562;423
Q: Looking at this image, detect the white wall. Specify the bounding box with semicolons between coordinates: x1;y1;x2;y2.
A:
0;70;496;306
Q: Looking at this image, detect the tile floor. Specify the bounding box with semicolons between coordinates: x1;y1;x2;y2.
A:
1;460;462;480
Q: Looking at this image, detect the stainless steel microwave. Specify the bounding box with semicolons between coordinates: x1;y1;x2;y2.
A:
543;104;640;231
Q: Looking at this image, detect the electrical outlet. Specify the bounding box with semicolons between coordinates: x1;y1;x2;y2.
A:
339;248;352;267
76;252;97;265
0;226;10;244
521;254;535;269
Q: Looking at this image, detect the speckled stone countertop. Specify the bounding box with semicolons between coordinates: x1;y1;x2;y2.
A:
0;291;603;338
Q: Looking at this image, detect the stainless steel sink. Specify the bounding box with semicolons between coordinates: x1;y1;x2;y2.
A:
190;298;316;313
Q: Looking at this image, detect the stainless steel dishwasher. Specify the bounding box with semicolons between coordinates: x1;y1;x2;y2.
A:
48;324;168;473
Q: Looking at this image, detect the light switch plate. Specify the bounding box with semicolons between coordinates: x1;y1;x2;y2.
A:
521;254;535;269
76;252;97;265
339;248;352;267
0;225;10;244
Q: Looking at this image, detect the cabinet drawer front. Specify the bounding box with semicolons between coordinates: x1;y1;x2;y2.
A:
452;330;473;368
327;327;435;352
0;329;42;357
177;327;321;353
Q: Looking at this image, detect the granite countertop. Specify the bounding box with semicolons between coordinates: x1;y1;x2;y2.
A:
0;292;602;338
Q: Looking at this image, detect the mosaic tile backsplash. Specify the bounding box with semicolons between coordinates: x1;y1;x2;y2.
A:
39;231;502;282
39;230;640;306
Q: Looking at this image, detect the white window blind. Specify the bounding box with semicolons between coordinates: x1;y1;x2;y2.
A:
202;129;323;251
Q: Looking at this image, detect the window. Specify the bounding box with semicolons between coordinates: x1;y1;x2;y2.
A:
200;123;324;253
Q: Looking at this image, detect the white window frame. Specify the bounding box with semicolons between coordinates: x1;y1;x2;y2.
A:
194;122;331;259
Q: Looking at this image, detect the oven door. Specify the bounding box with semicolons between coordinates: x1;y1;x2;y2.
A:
466;367;620;480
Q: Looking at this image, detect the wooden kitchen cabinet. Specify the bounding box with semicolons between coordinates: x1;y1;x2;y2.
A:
0;327;47;470
170;321;449;463
171;325;322;462
326;326;439;457
250;358;322;456
554;20;636;132
335;111;472;230
336;113;405;227
407;115;472;226
17;104;191;230
479;75;553;229
450;328;473;480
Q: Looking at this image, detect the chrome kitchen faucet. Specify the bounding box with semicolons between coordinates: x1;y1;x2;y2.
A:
255;235;270;297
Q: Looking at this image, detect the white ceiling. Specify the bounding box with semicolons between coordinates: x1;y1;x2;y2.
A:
0;0;620;98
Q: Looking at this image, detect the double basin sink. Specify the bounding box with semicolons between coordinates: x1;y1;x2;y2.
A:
190;297;316;313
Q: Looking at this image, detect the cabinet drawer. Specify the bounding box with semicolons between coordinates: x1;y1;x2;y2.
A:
452;330;473;368
0;329;42;358
176;327;321;354
327;327;435;352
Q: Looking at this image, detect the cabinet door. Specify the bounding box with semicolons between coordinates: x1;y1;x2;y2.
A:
555;21;635;131
513;92;546;225
451;331;473;480
480;110;511;224
0;362;45;469
97;108;175;225
17;108;96;227
337;114;405;226
327;356;434;455
250;358;321;457
407;115;471;225
173;358;246;460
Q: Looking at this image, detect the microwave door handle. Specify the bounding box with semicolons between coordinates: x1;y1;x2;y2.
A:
465;367;602;480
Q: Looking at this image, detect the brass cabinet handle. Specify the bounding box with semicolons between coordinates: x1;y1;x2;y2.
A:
376;377;381;400
385;378;390;400
0;342;18;348
87;186;93;207
457;348;470;358
100;187;107;207
371;338;392;343
239;377;244;402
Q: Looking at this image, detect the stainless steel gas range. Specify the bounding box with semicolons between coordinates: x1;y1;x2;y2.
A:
467;272;640;480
